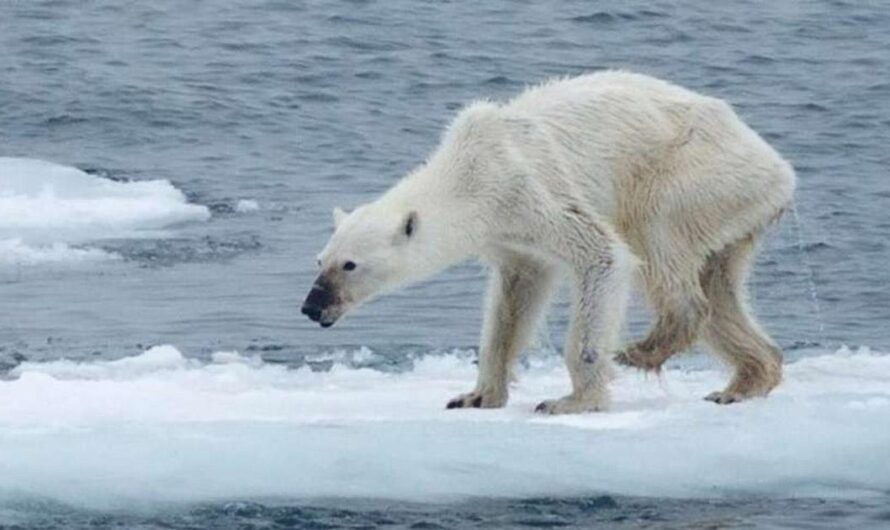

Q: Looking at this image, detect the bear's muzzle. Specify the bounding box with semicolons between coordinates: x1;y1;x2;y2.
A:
301;275;339;327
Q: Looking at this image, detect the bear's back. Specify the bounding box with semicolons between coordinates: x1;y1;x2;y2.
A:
506;71;708;118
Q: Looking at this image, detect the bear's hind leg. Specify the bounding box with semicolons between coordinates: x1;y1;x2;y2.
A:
700;234;782;404
615;254;709;373
447;255;557;409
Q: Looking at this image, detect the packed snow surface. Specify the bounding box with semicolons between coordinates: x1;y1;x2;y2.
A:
0;346;887;509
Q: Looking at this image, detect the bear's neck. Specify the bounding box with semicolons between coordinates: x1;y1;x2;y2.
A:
378;165;485;269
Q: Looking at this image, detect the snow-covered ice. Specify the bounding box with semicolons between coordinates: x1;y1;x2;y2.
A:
0;346;887;509
0;158;209;264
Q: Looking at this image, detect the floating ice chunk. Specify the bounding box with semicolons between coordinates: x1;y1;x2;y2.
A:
235;199;260;212
0;346;887;509
0;158;210;263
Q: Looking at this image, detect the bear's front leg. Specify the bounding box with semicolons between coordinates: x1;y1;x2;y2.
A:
534;228;634;415
446;256;557;410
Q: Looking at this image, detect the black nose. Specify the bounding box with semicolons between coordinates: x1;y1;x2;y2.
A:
304;280;335;306
301;304;322;322
302;277;336;324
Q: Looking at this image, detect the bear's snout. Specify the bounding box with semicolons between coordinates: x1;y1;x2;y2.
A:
301;303;323;322
302;276;339;327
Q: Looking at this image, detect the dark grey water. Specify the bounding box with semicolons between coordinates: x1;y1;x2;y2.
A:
1;0;889;528
4;495;890;529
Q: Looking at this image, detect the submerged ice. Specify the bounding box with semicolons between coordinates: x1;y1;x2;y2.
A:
0;157;210;263
0;346;888;509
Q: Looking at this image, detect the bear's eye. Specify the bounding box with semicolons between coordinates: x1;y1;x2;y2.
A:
404;211;417;238
343;260;357;272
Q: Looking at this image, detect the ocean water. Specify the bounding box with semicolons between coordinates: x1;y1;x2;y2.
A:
1;0;889;528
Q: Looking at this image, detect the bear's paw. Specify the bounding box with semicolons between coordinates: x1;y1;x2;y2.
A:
534;395;606;415
614;344;668;373
445;389;507;410
704;390;745;405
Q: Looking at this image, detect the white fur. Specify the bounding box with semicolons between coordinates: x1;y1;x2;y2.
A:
316;71;795;413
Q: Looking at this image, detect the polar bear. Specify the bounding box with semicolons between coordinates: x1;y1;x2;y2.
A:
301;71;795;414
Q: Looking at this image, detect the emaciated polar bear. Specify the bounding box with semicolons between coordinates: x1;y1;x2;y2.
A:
301;71;795;414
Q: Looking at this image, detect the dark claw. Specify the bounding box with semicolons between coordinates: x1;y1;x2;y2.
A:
705;392;740;405
446;400;461;409
534;402;548;413
471;396;483;408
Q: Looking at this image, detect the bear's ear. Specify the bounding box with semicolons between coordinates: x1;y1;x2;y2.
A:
332;207;348;229
403;211;417;239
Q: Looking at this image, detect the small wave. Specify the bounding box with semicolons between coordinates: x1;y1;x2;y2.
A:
43;115;89;126
739;54;777;65
295;92;339;103
569;9;665;24
111;235;262;267
0;239;117;266
570;12;638;24
322;36;408;52
799;102;830;112
570;12;619;24
483;75;517;86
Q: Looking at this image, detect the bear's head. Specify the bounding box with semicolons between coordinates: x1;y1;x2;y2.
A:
301;204;422;327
